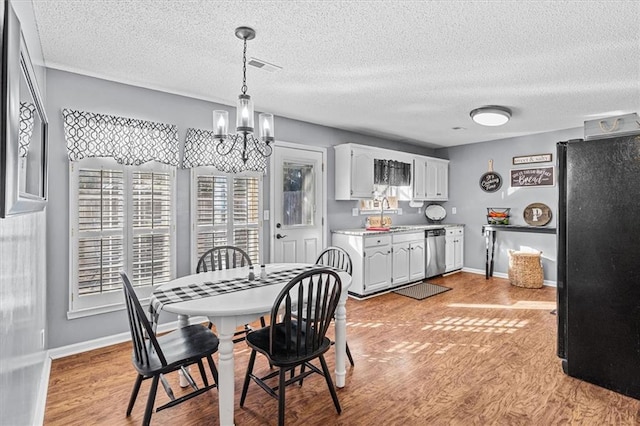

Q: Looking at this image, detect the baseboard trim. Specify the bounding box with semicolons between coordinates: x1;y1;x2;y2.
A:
48;316;209;359
34;353;51;426
462;267;557;287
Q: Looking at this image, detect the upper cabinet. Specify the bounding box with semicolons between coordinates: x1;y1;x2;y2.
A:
335;144;375;199
414;157;449;201
425;158;449;201
334;143;449;201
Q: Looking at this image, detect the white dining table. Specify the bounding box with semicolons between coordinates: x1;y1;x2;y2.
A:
151;263;351;426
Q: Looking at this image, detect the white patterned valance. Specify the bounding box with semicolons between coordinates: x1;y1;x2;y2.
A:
19;102;36;157
183;128;268;173
62;108;179;166
183;128;217;168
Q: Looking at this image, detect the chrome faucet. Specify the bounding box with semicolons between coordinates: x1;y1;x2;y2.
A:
380;197;390;228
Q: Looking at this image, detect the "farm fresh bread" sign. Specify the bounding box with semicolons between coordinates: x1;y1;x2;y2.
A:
510;167;555;187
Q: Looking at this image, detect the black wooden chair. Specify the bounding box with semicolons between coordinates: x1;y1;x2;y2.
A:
196;245;253;272
240;268;343;426
120;272;219;426
196;245;265;342
316;246;355;366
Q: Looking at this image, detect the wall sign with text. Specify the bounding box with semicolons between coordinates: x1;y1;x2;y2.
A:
512;153;553;165
510;167;555;187
479;172;502;192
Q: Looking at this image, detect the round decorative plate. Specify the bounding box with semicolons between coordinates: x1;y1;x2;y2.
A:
523;203;552;226
425;204;447;222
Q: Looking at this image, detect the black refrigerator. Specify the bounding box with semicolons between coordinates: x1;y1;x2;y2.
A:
557;134;640;400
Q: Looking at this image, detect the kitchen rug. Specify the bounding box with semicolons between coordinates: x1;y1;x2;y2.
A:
393;282;451;300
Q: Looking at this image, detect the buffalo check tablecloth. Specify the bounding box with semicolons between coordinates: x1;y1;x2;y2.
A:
149;265;334;323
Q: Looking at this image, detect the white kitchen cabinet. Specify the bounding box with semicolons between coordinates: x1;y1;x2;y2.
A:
363;236;392;293
392;241;410;286
392;231;426;287
332;232;392;296
332;230;425;298
425;158;449;201
334;144;375;200
412;158;427;200
413;157;449;201
445;226;464;273
409;240;425;281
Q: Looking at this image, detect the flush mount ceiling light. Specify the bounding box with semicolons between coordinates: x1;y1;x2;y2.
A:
470;106;512;126
212;26;274;173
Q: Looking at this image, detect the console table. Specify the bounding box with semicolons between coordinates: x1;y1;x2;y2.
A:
482;225;557;279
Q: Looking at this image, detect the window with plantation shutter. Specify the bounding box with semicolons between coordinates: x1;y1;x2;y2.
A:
191;168;262;271
232;177;260;262
77;169;124;295
70;158;176;317
132;171;173;286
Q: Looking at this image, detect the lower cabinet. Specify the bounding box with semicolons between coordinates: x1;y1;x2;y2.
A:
333;231;425;298
445;226;464;273
363;237;392;294
392;233;425;286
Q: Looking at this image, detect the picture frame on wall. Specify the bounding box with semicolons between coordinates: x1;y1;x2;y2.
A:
1;2;49;218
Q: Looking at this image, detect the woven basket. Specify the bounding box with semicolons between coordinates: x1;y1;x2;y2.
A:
508;250;543;289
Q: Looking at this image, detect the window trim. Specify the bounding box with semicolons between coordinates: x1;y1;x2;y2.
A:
68;157;177;318
190;166;263;274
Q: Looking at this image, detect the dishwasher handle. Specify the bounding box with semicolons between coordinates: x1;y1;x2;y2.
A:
426;229;446;237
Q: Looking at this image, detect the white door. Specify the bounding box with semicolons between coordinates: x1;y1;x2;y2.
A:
271;144;325;263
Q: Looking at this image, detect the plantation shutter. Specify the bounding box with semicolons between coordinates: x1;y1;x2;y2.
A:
196;175;229;258
194;171;261;266
77;168;125;295
132;171;172;286
233;177;260;263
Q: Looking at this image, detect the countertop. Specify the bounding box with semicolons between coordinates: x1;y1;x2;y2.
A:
331;223;465;236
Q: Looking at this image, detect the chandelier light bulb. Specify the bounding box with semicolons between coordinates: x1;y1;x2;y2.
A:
213;110;229;138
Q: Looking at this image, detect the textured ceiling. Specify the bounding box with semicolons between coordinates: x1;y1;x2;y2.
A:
31;1;640;149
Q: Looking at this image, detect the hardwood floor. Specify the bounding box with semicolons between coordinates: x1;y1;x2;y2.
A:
44;272;640;425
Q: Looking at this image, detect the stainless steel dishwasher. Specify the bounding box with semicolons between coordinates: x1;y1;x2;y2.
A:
425;229;446;278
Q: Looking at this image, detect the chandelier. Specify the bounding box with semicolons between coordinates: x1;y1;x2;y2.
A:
212;26;274;173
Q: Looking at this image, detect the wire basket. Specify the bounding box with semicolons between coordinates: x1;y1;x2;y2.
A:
508;250;544;288
487;208;510;225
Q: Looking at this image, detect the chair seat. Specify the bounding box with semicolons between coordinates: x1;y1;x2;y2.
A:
246;323;331;367
133;324;220;376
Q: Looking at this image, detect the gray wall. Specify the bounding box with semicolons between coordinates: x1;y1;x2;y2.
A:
0;1;48;425
45;69;435;348
437;127;583;281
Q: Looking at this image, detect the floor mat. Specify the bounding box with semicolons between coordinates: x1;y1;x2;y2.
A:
393;282;451;300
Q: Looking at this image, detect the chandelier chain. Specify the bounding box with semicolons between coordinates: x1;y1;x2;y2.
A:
241;37;248;94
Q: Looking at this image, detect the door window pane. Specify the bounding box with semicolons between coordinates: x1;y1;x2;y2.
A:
282;162;314;226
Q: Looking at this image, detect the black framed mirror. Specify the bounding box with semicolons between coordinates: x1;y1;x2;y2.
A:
1;1;48;218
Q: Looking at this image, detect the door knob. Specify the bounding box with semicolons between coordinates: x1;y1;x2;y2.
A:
276;233;287;239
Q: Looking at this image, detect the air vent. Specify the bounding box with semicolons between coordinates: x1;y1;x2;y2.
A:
247;57;282;73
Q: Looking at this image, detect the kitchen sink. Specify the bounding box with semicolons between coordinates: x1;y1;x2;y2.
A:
388;226;412;230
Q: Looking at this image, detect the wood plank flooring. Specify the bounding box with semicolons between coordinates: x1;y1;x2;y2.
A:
44;272;640;425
